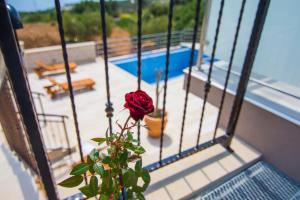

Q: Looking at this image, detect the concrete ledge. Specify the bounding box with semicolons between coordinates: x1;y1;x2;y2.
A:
23;41;97;71
145;137;261;200
184;66;300;183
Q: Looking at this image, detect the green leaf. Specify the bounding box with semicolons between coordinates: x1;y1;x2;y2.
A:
119;150;128;165
94;163;105;176
136;192;145;200
123;168;137;187
58;175;83;188
135;159;142;174
70;163;90;175
126;188;133;199
112;193;119;200
127;132;133;141
101;170;113;195
91;137;106;144
79;185;94;198
141;169;151;184
100;194;109;200
102;156;111;164
124;142;135;151
132;184;146;193
89;175;98;196
89;148;99;162
87;156;95;174
79;176;99;198
134;146;145;154
107;145;116;155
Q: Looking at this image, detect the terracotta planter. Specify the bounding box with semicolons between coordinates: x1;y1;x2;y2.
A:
144;113;168;138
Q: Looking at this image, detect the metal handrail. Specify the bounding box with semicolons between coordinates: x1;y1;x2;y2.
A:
37;113;69;119
96;29;200;57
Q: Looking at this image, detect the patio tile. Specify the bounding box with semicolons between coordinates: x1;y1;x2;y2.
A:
166;179;193;200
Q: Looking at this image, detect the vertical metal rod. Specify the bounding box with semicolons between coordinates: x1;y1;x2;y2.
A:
99;0;114;135
213;0;246;140
53;0;86;184
137;0;142;144
0;1;59;199
62;117;72;156
159;0;174;164
196;0;225;148
37;94;47;126
179;0;202;155
99;1;123;199
226;0;270;147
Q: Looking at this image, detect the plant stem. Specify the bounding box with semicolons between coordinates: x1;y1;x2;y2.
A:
118;116;131;140
155;70;161;113
119;173;126;200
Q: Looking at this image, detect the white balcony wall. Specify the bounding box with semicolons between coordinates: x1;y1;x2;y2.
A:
205;0;300;88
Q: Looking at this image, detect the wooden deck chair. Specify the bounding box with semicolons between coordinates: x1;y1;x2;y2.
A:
33;60;77;78
44;77;95;98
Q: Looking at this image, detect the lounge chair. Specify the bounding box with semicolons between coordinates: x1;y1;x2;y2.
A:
33;60;77;78
44;77;95;98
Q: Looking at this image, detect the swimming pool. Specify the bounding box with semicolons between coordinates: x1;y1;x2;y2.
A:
111;47;211;84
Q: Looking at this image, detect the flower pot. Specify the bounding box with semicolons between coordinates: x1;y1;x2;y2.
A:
144;112;168;138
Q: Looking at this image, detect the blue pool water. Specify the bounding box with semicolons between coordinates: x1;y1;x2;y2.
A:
111;47;211;84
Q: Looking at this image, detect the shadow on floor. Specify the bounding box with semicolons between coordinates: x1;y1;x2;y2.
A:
147;134;172;148
0;144;42;200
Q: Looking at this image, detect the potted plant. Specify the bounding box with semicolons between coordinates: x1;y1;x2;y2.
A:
58;90;154;200
144;70;168;138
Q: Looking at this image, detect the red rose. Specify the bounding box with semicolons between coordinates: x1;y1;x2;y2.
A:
124;90;154;121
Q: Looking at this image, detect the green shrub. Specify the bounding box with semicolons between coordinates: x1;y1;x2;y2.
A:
142;16;168;35
116;13;137;35
63;12;113;42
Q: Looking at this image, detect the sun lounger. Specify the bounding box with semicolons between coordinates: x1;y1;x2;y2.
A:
33;60;77;78
44;77;95;98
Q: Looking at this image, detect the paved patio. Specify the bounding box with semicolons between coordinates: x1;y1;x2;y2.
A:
27;57;221;198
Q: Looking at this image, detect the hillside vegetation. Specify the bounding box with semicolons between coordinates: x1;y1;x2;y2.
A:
18;0;203;48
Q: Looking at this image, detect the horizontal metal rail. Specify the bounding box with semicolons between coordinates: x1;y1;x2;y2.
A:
145;135;229;172
96;29;200;57
37;113;69;119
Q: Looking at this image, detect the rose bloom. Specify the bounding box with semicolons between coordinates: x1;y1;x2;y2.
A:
124;90;154;121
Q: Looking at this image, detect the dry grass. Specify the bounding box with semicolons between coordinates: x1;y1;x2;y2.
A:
17;23;154;54
17;23;61;49
108;27;133;56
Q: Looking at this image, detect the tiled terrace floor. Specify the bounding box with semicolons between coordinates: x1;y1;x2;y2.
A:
27;57;222;198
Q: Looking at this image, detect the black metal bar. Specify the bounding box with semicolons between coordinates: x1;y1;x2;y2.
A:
213;0;246;140
37;113;69;119
159;0;174;164
32;91;44;96
53;0;86;183
37;93;47;125
137;0;142;144
137;0;142;90
0;1;59;199
62;117;72;156
99;0;114;135
179;0;202;155
226;0;270;146
196;0;225;148
146;135;229;172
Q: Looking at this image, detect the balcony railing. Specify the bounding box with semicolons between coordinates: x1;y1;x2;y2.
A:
95;29;200;57
0;0;270;199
